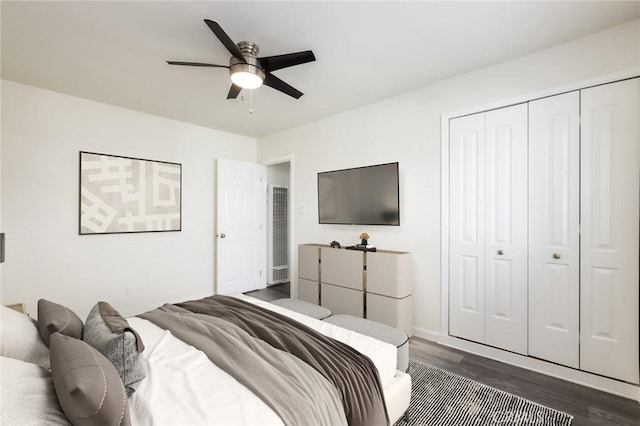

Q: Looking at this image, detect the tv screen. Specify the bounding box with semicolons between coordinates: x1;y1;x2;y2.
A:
318;162;400;226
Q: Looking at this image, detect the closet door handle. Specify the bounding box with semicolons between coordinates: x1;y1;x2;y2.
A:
497;250;504;255
553;253;561;259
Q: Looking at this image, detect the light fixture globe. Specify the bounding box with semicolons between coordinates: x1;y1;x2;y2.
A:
229;41;265;90
230;66;264;89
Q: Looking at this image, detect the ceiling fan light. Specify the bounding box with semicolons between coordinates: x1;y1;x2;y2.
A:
231;69;263;89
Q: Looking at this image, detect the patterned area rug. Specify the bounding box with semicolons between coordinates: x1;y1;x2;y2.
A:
394;359;573;426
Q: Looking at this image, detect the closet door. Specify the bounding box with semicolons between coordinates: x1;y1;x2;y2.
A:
484;104;528;355
580;78;640;384
528;92;580;367
449;113;485;343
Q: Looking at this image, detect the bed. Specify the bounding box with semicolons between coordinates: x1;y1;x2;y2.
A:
0;294;411;426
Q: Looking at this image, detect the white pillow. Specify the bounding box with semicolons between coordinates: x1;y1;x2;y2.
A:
0;356;70;425
0;305;50;368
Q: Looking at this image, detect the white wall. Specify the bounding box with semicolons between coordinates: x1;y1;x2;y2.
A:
257;19;640;336
267;163;290;188
0;4;4;290
1;80;257;319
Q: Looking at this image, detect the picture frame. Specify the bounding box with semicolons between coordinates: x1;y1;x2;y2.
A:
79;151;182;235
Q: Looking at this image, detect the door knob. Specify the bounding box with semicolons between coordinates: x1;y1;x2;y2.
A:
220;233;226;239
553;253;561;259
497;250;504;255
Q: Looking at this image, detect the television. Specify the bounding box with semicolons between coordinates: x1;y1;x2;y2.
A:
318;162;400;226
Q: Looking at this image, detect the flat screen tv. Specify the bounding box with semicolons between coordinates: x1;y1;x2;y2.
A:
318;162;400;226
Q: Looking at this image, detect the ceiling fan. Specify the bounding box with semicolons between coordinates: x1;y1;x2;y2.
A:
167;19;316;100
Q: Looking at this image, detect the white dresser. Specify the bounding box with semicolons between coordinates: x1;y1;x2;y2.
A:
298;244;412;336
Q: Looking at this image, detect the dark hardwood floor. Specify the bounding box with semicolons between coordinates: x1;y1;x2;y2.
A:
409;338;640;426
244;282;290;302
245;286;640;425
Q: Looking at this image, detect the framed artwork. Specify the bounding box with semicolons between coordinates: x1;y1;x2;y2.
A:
79;151;182;235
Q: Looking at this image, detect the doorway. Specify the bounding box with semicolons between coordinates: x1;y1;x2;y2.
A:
265;159;293;296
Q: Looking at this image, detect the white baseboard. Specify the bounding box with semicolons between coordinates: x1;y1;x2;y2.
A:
437;335;640;403
411;327;441;343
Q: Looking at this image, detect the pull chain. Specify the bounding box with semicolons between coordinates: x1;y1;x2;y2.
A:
240;91;255;115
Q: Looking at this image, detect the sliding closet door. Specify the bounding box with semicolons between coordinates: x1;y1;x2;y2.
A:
449;113;486;343
484;104;528;355
528;92;580;367
580;78;640;384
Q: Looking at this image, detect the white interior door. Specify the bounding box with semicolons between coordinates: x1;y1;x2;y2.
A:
580;78;640;384
528;92;580;367
449;113;486;343
216;158;267;295
484;104;528;355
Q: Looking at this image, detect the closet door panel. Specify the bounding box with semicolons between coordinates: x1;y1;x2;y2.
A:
528;92;580;368
580;78;640;384
484;104;528;355
449;113;485;343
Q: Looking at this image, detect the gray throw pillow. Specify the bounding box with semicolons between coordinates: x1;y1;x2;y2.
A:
49;333;131;426
37;299;84;347
82;302;145;394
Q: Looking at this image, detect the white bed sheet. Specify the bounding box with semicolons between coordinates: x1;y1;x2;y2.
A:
128;316;283;426
128;295;398;426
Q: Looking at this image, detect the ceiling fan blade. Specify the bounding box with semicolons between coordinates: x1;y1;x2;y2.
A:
258;51;315;72
204;19;245;62
167;61;229;68
263;73;303;99
227;84;242;99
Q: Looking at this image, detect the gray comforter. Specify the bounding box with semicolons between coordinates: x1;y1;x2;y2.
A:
139;295;389;426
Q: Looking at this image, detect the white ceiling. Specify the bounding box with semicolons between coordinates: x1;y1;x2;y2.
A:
2;1;639;138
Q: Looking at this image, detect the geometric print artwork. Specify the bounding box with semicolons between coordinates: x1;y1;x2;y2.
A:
79;151;181;234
